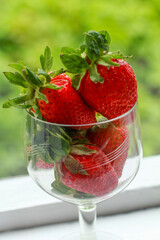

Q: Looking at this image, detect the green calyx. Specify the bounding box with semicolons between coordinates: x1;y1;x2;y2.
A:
63;154;88;175
27;118;97;176
60;30;130;89
2;46;65;118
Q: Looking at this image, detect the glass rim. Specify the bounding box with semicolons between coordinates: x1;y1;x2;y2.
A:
26;102;137;127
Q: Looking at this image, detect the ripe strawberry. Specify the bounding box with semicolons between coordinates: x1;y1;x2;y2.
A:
38;73;96;125
79;59;137;121
87;124;129;178
3;46;96;127
35;158;54;169
60;30;138;124
61;145;118;196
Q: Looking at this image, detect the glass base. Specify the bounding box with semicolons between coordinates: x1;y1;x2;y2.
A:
59;231;123;240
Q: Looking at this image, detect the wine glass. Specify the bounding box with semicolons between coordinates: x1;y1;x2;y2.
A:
25;102;142;240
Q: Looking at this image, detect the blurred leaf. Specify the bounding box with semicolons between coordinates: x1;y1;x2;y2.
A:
9;63;24;72
1;0;160;179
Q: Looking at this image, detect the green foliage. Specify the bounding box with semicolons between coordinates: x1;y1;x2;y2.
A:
0;0;160;178
60;53;89;73
40;46;53;72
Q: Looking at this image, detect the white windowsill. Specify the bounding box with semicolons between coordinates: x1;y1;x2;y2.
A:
0;155;160;233
1;207;160;240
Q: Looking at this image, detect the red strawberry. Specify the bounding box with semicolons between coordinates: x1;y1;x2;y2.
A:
2;46;96;127
38;73;96;126
35;158;54;169
61;145;118;197
87;124;129;178
79;59;137;121
60;30;138;125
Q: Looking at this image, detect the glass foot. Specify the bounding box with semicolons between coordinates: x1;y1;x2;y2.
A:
59;231;123;240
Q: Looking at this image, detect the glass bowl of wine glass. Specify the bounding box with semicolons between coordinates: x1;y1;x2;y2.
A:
25;102;142;240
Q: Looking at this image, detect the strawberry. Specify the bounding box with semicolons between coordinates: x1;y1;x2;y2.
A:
60;30;138;124
35;158;54;169
87;124;129;178
79;59;137;121
2;46;96;127
61;145;118;196
38;73;96;125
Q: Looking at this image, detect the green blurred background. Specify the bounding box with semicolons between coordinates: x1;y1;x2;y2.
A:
0;0;160;178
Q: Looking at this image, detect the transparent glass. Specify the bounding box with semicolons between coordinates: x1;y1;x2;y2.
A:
25;103;142;240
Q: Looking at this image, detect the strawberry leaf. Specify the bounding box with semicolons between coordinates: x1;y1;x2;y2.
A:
98;56;120;67
60;53;89;74
9;63;25;72
27;121;71;165
88;30;107;55
47;129;70;157
61;47;77;54
70;144;97;155
51;181;76;195
66;128;87;138
64;155;88;175
37;69;51;82
80;43;86;53
49;136;70;158
49;68;66;78
107;50;131;59
38;150;54;164
16;104;32;109
44;84;62;90
84;32;100;62
95;113;109;128
96;112;108;122
47;125;72;143
89;64;104;83
36;91;48;103
2;95;30;108
40;46;53;72
71;72;85;90
84;30;111;62
57;126;72;143
73;192;95;199
99;30;111;52
48;147;59;162
71;137;90;145
61;46;85;56
22;68;43;88
3;72;28;88
32;103;43;119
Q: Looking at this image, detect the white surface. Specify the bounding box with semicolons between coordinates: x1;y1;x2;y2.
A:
0;175;56;212
1;155;160;212
0;155;160;232
0;207;160;240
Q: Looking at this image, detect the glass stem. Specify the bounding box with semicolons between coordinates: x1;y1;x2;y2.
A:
78;204;97;240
